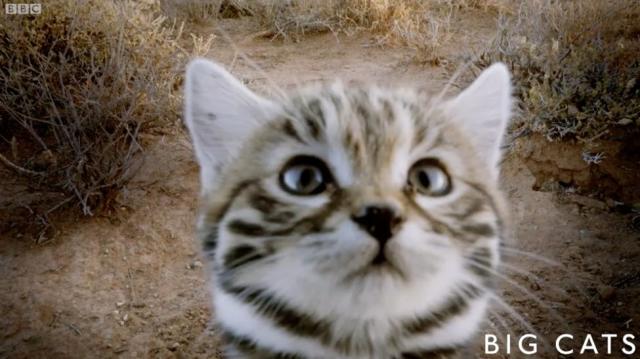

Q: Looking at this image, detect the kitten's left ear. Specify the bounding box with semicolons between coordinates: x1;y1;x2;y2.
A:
444;63;512;172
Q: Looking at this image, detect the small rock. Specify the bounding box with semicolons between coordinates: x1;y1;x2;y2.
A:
570;195;607;210
618;118;633;126
597;285;616;300
123;314;129;322
568;105;579;115
192;260;203;269
116;301;125;308
579;229;596;241
169;342;180;351
530;282;541;291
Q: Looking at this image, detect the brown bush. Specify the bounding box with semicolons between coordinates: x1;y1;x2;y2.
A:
158;0;253;22
162;0;503;64
480;0;640;143
252;0;503;63
477;0;640;202
0;0;192;237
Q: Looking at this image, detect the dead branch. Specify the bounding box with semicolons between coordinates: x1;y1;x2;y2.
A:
0;152;44;177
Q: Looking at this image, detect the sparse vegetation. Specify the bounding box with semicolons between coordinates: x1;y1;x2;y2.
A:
479;0;640;145
0;0;205;234
162;0;503;64
158;0;252;22
477;0;640;201
1;1;639;358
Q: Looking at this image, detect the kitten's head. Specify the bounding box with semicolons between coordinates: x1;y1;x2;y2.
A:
185;59;511;318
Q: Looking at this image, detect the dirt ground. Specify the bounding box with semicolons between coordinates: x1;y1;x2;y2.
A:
2;12;640;359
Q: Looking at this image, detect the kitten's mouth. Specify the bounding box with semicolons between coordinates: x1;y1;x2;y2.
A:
371;247;388;265
366;246;405;277
343;253;405;283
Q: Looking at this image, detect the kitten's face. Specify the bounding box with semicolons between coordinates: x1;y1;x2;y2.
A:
185;60;511;356
213;85;501;285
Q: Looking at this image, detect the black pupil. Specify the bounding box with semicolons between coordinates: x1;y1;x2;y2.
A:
299;167;317;190
418;170;431;188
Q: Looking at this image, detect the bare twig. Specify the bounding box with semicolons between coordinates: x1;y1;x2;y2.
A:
0;152;44;176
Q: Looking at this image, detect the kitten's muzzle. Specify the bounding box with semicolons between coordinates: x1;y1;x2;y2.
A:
351;205;403;264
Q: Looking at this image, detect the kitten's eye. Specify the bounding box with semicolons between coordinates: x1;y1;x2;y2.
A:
408;159;451;196
279;156;332;196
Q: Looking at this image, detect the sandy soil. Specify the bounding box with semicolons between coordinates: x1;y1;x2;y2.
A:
1;13;639;359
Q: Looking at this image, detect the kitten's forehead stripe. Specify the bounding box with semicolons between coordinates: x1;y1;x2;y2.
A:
281;118;304;143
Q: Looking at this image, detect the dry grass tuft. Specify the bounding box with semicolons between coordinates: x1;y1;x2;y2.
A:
474;0;640;201
159;0;253;22
0;0;203;236
163;0;502;64
478;0;640;144
252;0;495;63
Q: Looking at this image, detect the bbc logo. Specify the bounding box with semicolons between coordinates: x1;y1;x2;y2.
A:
6;3;42;15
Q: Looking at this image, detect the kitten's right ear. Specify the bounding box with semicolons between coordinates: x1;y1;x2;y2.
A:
184;58;278;193
443;63;512;176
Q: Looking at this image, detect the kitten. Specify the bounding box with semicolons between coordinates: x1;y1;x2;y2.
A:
184;58;512;359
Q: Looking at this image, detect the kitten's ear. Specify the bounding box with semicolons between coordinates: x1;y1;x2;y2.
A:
444;63;512;172
184;58;278;193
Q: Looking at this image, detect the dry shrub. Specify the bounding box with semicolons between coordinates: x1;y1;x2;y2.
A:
477;0;640;201
163;0;501;63
159;0;252;22
252;0;466;63
480;0;640;143
0;0;195;236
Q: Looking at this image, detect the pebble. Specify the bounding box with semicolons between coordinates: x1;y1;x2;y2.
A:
579;229;597;241
530;282;541;291
596;285;616;300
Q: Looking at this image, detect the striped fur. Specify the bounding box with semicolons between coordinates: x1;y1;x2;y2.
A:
184;59;512;358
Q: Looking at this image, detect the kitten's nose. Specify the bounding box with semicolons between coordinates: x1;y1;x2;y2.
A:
351;205;402;246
